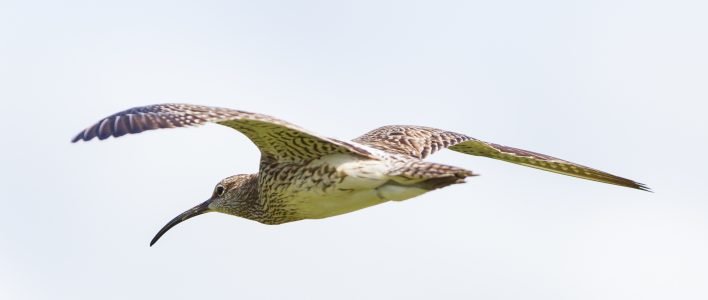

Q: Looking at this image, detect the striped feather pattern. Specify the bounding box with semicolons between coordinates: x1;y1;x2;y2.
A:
355;125;649;191
72;103;375;161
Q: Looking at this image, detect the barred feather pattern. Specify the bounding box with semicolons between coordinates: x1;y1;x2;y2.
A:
73;106;649;234
354;125;649;191
353;125;472;159
72;103;374;162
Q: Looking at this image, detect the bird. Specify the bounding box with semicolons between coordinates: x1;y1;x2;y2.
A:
72;104;649;246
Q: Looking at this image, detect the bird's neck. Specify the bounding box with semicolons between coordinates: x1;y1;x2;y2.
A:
219;172;298;225
225;174;265;220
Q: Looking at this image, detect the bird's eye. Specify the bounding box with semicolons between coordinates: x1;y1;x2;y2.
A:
215;186;225;196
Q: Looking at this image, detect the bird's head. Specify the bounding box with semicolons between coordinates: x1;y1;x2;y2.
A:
149;174;258;246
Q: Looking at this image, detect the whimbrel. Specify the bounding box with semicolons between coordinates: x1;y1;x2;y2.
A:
72;104;649;246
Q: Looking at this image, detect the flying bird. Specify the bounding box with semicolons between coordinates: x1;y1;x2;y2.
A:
72;104;649;246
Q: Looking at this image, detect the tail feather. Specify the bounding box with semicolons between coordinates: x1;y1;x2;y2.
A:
388;161;476;185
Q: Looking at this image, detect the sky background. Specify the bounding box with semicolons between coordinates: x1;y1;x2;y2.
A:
1;0;707;299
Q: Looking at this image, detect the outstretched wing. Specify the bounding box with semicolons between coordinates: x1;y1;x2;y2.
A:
72;103;375;162
353;125;649;191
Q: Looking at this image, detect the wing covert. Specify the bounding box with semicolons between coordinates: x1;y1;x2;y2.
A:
72;103;375;161
354;125;649;191
352;125;471;159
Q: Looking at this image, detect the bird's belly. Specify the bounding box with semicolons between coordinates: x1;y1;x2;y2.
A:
290;182;430;219
295;189;388;219
270;153;429;220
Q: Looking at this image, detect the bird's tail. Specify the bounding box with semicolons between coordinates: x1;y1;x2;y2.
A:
388;161;477;190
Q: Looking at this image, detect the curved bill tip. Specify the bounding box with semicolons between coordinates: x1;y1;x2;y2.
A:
150;199;211;247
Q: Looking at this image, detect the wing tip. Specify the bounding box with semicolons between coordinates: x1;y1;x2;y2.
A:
634;182;652;193
71;131;89;143
71;134;82;143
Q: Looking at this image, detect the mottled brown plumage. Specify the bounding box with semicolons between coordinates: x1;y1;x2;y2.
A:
72;104;648;246
354;125;649;191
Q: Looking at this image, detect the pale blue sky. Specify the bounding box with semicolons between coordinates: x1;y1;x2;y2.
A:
1;0;707;299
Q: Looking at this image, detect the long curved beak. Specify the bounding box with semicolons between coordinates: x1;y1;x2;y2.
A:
150;199;212;246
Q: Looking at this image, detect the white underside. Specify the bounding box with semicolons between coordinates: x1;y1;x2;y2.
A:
286;153;430;219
